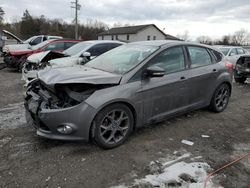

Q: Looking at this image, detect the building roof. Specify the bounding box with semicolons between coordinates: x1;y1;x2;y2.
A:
98;24;180;40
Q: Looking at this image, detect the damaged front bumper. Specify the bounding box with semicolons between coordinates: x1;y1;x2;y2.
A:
22;62;48;83
24;82;97;141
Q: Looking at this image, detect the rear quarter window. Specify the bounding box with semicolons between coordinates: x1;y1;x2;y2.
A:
209;49;223;62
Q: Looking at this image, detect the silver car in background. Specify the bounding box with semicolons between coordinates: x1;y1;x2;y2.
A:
25;40;233;149
219;46;249;66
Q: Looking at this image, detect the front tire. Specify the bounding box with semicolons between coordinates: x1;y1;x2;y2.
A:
92;103;134;149
209;83;230;113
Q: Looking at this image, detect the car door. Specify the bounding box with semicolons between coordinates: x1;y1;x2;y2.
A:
185;45;221;108
141;46;190;123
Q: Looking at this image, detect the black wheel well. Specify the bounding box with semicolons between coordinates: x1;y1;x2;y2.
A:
89;101;137;141
221;81;232;96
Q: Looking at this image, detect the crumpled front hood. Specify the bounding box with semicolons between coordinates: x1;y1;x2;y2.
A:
27;51;51;63
27;51;66;64
38;65;122;86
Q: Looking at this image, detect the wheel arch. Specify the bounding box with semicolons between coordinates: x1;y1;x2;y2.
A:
89;100;138;141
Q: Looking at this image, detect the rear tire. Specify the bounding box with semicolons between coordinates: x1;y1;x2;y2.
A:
92;103;134;149
209;83;230;113
234;76;246;83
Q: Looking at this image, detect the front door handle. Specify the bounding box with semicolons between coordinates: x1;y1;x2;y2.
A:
212;69;217;72
180;76;186;80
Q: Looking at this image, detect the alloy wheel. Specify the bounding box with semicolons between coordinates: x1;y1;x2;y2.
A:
99;110;130;145
215;85;229;111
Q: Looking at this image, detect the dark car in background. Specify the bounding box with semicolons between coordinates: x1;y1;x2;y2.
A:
4;39;80;71
234;55;250;83
25;41;233;149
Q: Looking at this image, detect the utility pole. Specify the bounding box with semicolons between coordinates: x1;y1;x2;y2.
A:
71;0;81;39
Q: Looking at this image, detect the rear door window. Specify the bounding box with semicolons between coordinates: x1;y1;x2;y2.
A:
236;48;245;55
187;46;212;68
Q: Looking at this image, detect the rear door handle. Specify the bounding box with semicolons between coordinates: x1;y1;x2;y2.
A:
180;76;186;80
212;69;217;72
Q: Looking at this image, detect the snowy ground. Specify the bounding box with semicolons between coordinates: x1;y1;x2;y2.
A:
0;68;249;188
111;151;221;188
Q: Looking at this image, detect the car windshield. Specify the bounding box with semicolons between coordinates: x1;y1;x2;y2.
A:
30;40;55;50
85;44;159;75
219;48;230;56
23;36;36;44
64;42;92;56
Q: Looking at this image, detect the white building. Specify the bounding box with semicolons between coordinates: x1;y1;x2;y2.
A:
97;24;179;42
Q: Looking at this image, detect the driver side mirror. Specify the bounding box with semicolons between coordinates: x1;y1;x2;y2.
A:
145;66;165;77
80;52;91;64
81;51;91;58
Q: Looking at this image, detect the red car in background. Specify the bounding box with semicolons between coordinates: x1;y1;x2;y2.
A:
4;39;80;71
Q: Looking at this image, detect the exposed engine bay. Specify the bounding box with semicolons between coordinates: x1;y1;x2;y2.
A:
26;79;115;109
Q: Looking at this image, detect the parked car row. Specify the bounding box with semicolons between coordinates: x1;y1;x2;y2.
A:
217;46;249;66
22;40;124;82
24;40;234;149
3;39;80;72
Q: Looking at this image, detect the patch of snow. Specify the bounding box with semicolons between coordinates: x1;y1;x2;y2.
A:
0;102;26;129
111;152;222;188
110;185;127;188
0;137;12;144
163;153;191;167
16;142;32;147
181;139;194;146
202;135;210;138
138;161;211;188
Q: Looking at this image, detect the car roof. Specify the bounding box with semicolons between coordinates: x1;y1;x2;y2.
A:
217;46;242;49
48;39;81;42
129;40;219;50
82;40;125;44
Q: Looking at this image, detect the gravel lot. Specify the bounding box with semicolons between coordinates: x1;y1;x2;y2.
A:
0;66;249;188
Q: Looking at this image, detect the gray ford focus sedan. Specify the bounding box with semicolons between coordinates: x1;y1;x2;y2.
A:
25;40;233;149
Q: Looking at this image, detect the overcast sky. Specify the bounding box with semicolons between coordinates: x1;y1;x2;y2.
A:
1;0;250;39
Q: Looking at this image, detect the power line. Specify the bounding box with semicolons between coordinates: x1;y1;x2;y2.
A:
71;0;81;39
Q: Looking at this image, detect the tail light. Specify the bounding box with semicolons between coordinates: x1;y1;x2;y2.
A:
225;61;234;71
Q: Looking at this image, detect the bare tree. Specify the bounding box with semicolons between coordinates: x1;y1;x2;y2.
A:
177;30;190;41
196;36;212;45
0;7;4;23
231;29;249;45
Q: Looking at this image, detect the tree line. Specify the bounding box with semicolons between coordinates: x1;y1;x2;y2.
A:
1;6;250;45
177;29;250;46
0;8;107;40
